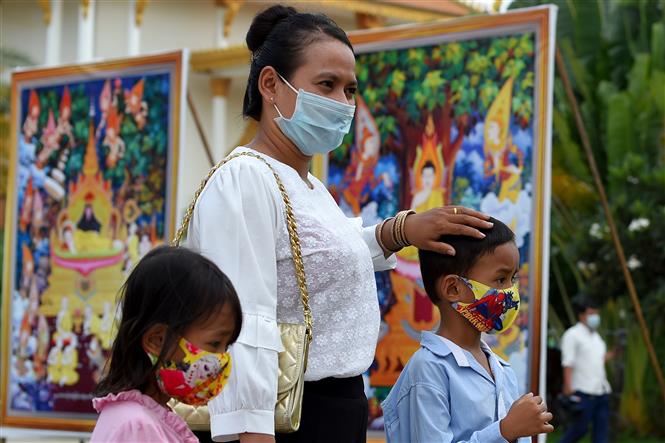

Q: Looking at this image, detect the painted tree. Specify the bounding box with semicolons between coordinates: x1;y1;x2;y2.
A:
355;34;535;205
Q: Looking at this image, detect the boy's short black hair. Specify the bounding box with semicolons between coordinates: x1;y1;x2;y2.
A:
418;217;515;304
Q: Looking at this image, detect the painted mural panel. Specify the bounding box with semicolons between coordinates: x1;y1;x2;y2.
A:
325;8;555;430
1;52;185;430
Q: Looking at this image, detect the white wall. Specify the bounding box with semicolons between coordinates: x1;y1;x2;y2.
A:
0;1;46;66
60;0;79;64
179;70;214;219
94;0;129;59
142;1;219;52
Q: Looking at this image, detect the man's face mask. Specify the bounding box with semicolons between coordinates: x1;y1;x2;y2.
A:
451;277;520;333
150;337;231;406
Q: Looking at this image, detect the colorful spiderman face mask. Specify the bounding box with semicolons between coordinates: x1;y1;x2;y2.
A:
452;277;520;334
149;337;231;406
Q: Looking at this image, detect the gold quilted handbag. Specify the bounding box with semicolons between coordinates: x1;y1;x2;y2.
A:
170;152;313;434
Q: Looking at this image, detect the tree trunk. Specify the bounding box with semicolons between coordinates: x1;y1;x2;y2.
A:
436;88;466;205
386;102;424;209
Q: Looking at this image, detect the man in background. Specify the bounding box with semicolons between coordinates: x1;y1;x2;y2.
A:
559;296;612;443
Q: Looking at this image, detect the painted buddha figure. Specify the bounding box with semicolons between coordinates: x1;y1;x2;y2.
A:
409;115;446;214
411;160;444;213
388;115;444;330
77;199;101;232
72;193;113;253
398;115;446;262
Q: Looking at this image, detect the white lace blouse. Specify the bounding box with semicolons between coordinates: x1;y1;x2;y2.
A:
186;147;396;440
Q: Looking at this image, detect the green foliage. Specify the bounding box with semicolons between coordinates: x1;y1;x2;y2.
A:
354;31;536;204
511;0;665;437
357;34;535;124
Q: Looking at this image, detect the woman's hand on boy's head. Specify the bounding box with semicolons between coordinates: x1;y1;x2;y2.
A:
500;392;554;441
405;206;493;255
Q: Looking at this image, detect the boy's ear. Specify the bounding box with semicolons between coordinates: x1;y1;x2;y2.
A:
142;323;168;356
436;275;464;303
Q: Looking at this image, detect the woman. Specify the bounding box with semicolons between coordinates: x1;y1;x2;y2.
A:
187;5;493;443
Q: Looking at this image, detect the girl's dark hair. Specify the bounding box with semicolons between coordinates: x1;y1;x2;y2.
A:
243;4;354;121
419;217;516;304
95;246;242;397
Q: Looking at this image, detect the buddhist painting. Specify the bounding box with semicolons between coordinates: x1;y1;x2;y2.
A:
2;52;184;430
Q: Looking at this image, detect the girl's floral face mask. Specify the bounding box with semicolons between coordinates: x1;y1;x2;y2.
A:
150;337;231;406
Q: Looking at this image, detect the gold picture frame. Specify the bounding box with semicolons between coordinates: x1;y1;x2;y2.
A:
1;51;186;432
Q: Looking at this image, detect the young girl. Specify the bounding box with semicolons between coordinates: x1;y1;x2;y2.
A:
91;246;242;442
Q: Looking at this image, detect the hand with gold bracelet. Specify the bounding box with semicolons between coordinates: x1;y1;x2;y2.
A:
376;206;493;257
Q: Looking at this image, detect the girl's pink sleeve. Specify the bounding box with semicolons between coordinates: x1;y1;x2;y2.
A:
90;405;169;442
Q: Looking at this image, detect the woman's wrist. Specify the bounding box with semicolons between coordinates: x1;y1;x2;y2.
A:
376;211;415;254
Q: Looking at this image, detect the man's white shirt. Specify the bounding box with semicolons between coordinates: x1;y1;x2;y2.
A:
561;322;611;395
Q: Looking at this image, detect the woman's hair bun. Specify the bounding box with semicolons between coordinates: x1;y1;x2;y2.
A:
246;4;297;52
242;4;353;121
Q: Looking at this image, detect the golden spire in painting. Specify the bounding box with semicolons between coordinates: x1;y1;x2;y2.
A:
82;117;99;177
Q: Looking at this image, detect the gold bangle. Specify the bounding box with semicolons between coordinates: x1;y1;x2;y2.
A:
393;210;414;248
396;211;407;247
391;212;402;249
394;211;406;248
377;218;398;253
398;210;415;247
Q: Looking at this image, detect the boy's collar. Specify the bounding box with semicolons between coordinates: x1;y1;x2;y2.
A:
420;331;511;368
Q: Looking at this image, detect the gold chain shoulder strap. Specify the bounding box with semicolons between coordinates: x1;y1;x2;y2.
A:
172;152;313;340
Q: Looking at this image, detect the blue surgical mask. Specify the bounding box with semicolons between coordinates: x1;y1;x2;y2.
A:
273;74;356;156
586;313;601;330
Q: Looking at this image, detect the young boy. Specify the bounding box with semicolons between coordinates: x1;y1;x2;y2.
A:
382;218;554;443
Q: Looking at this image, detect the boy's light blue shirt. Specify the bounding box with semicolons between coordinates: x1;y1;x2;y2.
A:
381;331;530;443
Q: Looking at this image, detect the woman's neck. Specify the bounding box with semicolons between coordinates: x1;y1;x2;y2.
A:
247;126;310;180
